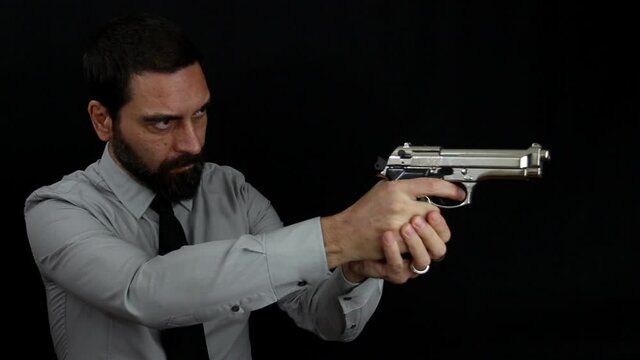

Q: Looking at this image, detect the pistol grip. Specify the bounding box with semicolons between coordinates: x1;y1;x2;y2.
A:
384;168;432;180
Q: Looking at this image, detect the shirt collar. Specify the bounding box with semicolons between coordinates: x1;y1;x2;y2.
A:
97;144;194;218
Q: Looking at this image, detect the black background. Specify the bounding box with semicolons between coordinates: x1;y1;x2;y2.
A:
2;1;638;359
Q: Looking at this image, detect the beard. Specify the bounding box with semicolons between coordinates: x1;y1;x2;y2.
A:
110;127;204;202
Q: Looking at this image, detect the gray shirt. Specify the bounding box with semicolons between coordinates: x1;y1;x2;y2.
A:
24;145;383;360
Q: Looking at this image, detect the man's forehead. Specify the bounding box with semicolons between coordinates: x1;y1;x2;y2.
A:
126;64;210;111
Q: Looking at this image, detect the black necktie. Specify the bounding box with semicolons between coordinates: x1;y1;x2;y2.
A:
151;195;210;360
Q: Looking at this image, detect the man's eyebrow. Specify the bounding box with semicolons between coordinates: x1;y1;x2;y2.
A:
142;114;182;123
142;99;210;122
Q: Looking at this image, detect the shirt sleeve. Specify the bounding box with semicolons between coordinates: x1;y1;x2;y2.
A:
275;250;384;342
24;191;333;330
24;165;383;337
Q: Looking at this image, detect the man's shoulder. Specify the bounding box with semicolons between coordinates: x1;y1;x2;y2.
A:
24;163;105;211
201;162;247;184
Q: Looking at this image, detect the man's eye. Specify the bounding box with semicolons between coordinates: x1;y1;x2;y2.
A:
154;119;172;130
194;108;207;118
193;104;209;118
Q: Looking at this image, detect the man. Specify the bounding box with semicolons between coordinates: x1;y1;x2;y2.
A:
24;13;464;359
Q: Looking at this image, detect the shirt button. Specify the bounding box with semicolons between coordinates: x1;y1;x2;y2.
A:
231;305;240;312
297;280;308;286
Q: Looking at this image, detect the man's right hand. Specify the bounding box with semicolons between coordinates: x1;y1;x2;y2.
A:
320;177;464;268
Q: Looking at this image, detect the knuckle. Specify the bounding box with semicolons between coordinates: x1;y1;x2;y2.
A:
390;262;405;273
424;177;447;191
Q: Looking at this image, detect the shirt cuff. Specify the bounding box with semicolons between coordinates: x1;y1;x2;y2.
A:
263;217;331;299
338;265;363;287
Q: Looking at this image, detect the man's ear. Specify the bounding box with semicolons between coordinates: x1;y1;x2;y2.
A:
88;100;113;142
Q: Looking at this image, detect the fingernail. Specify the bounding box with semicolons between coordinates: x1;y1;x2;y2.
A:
403;225;416;237
412;217;426;229
428;212;441;224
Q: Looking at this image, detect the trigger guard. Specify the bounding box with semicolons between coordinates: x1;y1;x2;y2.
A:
418;196;433;204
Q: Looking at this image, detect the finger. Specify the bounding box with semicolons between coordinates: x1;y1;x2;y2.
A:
399;177;467;201
407;259;421;279
425;211;452;243
400;222;431;272
411;215;447;260
381;231;407;278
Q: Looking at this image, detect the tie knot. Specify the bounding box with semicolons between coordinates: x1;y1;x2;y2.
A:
150;195;174;214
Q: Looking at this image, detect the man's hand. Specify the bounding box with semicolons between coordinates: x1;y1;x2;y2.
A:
342;211;452;284
321;178;464;268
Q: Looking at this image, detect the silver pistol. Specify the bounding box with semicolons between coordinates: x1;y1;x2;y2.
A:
375;142;551;208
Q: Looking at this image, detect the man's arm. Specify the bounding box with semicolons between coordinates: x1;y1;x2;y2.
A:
24;196;327;328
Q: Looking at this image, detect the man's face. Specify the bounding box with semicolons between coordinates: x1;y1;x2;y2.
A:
110;63;210;201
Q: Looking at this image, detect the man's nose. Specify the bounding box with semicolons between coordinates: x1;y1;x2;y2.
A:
174;121;202;154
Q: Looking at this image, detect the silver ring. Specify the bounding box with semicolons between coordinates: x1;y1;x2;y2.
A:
410;263;430;275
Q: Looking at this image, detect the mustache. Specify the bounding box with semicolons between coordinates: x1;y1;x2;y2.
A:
159;152;204;173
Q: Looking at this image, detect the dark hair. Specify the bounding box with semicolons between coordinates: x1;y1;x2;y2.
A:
82;13;203;121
